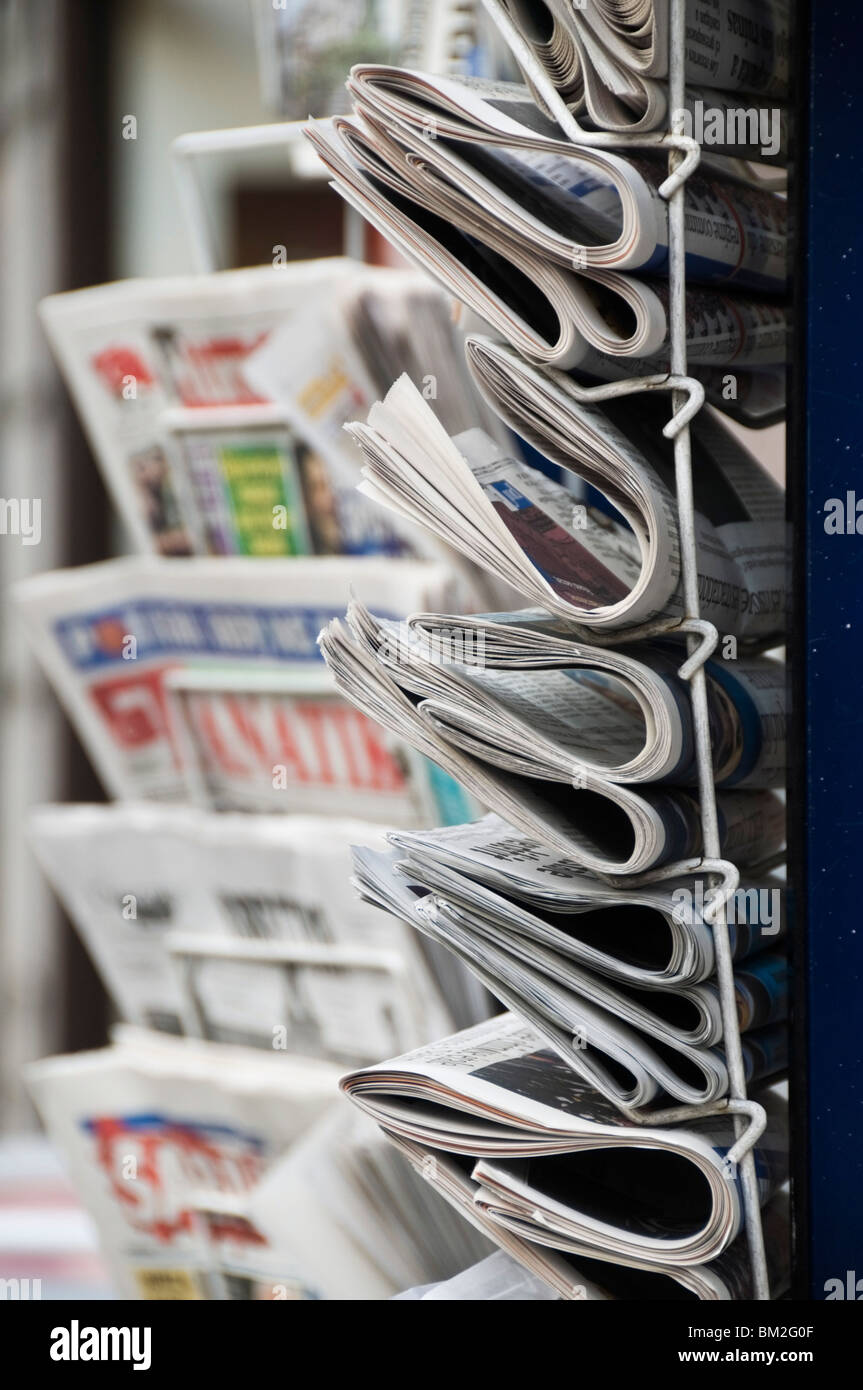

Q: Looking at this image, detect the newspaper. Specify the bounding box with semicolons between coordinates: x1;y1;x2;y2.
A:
391;1136;790;1298
26;1031;342;1300
31;1028;491;1301
340;1012;787;1271
344;64;787;289
344;337;788;638
319;604;785;875
351;845;786;1109
39;263;391;556
482;0;789;136
382;812;786;987
40;263;493;560
28;804;465;1044
351;609;786;789
164;664;479;825
306;115;786;371
168;934;428;1063
11;554;460;801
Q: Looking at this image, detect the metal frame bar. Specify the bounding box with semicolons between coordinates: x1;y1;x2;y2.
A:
660;3;770;1299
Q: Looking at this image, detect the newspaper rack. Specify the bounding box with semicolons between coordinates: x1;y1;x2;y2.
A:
170;0;776;1299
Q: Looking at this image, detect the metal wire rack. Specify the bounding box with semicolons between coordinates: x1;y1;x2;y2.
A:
170;0;780;1300
488;0;778;1300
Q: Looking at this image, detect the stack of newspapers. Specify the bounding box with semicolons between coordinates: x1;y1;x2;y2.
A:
305;12;788;425
308;0;790;1299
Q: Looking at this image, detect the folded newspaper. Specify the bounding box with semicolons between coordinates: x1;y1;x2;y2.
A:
351;844;786;1109
342;64;787;289
380;812;785;987
306;115;787;372
482;0;789;136
389;1163;789;1299
344;338;788;639
348;609;786;788
340;1012;788;1272
320;602;785;875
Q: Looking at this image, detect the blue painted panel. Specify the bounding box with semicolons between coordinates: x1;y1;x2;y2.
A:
801;0;863;1299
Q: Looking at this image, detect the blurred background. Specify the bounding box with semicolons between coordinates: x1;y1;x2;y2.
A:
0;0;519;1301
0;0;413;1130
